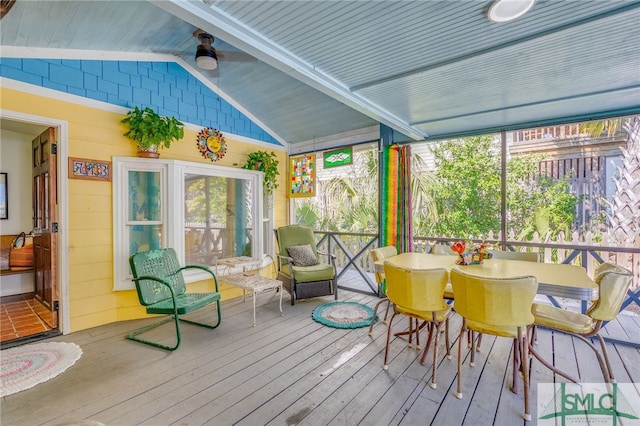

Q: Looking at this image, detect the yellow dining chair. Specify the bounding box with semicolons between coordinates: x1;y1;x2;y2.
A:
475;249;540;350
368;246;398;335
450;268;537;421
489;249;540;262
383;261;451;389
430;243;455;299
529;262;633;384
431;243;456;255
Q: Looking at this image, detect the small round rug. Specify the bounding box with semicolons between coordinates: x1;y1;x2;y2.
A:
312;301;378;329
1;341;82;397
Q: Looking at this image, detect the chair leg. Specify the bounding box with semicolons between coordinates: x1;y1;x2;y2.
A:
127;299;222;352
429;321;444;389
445;317;451;360
519;327;531;421
573;333;612;384
414;319;422;350
419;323;436;365
368;297;389;336
383;312;399;370
179;300;223;330
455;320;466;399
530;324;538;346
596;333;615;382
527;326;580;384
383;300;392;323
470;331;477;367
127;315;181;351
511;338;520;394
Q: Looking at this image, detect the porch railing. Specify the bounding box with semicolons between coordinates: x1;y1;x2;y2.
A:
312;230;639;320
310;229;639;346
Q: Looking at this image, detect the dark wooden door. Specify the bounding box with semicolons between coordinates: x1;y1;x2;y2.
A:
32;128;58;328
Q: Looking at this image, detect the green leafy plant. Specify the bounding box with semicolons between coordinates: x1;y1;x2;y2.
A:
121;106;184;152
238;150;280;194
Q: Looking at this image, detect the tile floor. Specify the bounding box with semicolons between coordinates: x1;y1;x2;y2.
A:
0;298;52;342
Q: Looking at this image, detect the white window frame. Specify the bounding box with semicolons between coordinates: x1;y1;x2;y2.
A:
113;156;266;291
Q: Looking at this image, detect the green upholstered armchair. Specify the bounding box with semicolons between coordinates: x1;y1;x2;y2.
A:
275;225;337;305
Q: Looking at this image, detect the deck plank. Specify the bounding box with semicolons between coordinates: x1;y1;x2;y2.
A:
1;287;639;426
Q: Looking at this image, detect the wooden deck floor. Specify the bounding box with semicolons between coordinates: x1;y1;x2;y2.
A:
2;288;639;426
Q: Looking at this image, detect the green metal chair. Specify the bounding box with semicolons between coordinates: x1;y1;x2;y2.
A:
128;248;222;351
275;225;337;305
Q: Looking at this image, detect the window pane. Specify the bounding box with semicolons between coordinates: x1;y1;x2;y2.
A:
291;144;379;232
129;225;163;255
411;134;502;240
184;174;254;266
505;115;638;244
128;171;161;221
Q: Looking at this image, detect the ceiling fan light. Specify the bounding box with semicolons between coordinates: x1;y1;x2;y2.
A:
196;47;218;70
488;0;535;23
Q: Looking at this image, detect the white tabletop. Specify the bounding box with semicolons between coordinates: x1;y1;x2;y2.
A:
377;252;598;301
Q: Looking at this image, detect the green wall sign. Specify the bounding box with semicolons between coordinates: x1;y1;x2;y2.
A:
323;147;353;168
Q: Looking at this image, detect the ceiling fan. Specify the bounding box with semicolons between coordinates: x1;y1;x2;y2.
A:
1;0;17;19
193;29;255;72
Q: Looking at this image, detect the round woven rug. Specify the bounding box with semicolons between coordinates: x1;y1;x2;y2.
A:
312;301;378;329
1;341;82;397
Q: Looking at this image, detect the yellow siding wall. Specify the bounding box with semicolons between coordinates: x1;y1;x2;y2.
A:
1;87;289;332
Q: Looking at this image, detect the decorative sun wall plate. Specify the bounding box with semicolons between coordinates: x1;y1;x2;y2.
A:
196;128;227;162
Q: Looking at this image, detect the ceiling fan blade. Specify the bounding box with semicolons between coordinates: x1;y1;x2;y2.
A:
217;51;257;63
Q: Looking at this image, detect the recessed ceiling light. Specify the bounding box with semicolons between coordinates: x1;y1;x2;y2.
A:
488;0;536;23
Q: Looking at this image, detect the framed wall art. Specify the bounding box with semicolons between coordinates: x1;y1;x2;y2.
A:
68;157;112;181
289;154;316;198
0;173;7;220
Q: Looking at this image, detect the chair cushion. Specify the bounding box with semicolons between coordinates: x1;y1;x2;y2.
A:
287;244;319;267
396;305;451;322
532;303;594;334
291;262;335;282
466;320;521;338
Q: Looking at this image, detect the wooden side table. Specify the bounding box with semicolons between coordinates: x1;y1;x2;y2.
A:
220;273;283;326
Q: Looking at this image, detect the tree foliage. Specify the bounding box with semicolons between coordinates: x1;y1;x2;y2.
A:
424;136;578;239
184;176;228;224
428;136;501;236
295;137;579;241
507;155;579;239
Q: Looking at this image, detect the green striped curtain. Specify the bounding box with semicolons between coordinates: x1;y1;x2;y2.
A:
380;145;412;253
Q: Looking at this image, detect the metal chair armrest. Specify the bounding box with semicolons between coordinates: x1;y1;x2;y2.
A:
175;265;220;292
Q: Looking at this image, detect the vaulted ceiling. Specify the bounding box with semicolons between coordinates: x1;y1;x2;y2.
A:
2;0;639;152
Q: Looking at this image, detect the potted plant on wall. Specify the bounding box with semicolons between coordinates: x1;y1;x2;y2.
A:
238;150;280;194
121;106;184;158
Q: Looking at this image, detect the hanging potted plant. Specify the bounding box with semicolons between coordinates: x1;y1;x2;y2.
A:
121;106;184;158
238;150;280;194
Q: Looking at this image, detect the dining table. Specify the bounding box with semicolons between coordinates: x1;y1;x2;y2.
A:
375;252;598;301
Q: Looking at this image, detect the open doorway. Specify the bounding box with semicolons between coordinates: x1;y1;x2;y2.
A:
1;118;62;347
